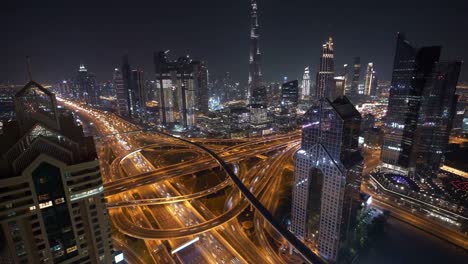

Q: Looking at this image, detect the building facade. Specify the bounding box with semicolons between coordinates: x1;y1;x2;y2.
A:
380;33;442;175
194;62;209;114
281;80;299;111
333;76;346;99
301;67;311;100
349;57;361;98
315;37;336;100
131;69;146;119
363;62;377;96
291;96;363;263
412;61;461;178
76;65;98;105
121;55;133;118
113;68;129;117
248;0;263;101
0;81;113;263
154;51;208;128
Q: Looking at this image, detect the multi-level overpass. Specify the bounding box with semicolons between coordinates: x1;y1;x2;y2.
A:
61;99;324;264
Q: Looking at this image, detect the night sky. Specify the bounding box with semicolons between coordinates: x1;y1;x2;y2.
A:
2;0;468;85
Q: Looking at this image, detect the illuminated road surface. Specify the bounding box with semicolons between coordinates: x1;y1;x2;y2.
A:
60;99;312;263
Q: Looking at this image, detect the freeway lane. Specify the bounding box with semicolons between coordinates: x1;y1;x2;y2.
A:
62;100;243;263
104;133;301;195
109;145;290;239
157;130;325;264
107;176;232;207
62;99;324;263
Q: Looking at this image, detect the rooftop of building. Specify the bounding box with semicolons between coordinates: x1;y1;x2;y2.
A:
0;81;97;176
330;96;361;120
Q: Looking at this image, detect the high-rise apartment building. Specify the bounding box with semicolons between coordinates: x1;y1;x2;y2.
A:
0;81;113;263
113;68;129;117
301;67;311;100
291;96;363;263
315;37;336;100
363;62;377;96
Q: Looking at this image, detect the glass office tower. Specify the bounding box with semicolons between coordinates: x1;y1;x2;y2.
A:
291;96;363;262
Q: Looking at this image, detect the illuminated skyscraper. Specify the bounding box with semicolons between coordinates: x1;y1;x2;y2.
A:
413;61;461;178
291;96;362;262
301;67;311;100
381;33;442;174
334;76;346;98
315;37;336;100
221;72;242;102
350;57;361;97
131;69;146;119
59;80;71;98
113;68;129;117
363;62;377;96
121;54;133;117
342;63;349;89
281;80;299;111
76;64;98;105
154;51;207;128
274;80;299;130
250;85;267;107
194;61;209;114
248;0;264;103
0;81;113;263
247;1;269;136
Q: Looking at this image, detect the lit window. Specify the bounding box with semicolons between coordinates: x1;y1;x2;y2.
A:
66;245;77;254
39;201;53;209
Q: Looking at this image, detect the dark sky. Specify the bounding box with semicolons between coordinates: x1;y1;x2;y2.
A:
2;0;468;85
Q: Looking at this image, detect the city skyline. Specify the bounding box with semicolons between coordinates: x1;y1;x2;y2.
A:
3;0;468;84
1;1;468;264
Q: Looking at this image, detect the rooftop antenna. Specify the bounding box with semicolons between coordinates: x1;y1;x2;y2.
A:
26;56;33;81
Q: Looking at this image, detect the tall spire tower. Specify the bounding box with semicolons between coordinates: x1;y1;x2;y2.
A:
315;37;336;100
248;0;263;100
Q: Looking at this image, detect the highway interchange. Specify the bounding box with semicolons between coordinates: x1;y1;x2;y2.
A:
61;99;319;263
60;99;467;263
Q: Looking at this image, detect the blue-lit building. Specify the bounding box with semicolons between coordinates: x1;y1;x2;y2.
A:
291;96;363;262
